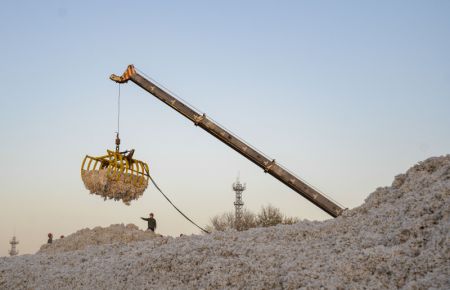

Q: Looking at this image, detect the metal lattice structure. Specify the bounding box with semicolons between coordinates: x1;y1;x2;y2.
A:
232;176;246;230
9;236;19;256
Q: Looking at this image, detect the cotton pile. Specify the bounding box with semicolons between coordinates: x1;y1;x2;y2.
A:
1;155;448;289
38;224;157;254
81;169;148;205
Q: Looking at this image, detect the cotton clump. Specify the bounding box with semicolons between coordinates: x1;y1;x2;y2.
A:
1;155;449;289
81;169;148;205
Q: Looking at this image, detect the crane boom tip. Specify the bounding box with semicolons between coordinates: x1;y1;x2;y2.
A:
110;64;136;83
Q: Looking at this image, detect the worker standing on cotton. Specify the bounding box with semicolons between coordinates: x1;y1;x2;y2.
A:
141;213;157;232
47;233;53;244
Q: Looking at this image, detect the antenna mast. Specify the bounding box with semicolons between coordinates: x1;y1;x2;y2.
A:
232;175;246;230
9;236;19;256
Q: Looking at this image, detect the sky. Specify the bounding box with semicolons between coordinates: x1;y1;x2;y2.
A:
0;0;449;256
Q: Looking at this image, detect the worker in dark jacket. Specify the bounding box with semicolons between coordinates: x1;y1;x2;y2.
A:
47;233;53;244
141;213;157;232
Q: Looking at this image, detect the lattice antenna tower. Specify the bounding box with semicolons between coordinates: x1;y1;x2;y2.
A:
9;236;19;256
232;174;246;230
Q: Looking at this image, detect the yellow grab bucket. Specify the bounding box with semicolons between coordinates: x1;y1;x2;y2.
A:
81;149;149;205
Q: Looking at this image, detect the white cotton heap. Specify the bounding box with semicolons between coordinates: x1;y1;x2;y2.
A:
81;169;148;205
1;155;449;289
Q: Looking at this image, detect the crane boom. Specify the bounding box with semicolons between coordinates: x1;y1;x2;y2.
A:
111;65;344;217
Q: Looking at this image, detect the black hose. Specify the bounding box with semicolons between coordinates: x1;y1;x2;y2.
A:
145;173;210;234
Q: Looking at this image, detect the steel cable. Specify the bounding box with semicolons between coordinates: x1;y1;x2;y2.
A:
145;173;210;234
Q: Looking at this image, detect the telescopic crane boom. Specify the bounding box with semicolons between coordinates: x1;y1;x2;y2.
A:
111;65;344;217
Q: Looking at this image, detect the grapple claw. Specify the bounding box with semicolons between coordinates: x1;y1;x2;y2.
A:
81;149;149;205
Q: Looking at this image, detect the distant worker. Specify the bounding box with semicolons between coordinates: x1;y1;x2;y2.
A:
141;213;157;232
47;233;53;244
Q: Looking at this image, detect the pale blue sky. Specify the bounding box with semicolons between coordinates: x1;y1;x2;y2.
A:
1;1;449;255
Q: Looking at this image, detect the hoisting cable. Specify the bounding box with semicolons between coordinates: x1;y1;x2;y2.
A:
145;172;210;234
117;84;121;134
115;84;121;152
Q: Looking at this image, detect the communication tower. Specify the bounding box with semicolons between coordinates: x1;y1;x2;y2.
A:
9;236;19;256
232;175;246;230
